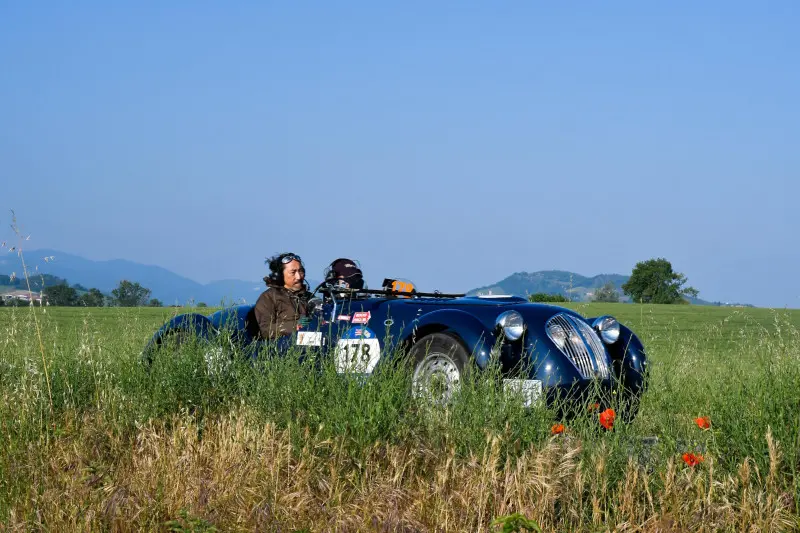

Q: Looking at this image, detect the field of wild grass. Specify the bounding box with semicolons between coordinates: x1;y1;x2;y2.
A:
1;303;799;532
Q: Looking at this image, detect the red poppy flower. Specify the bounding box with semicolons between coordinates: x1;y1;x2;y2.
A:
682;452;704;467
588;403;600;412
551;423;565;435
599;408;616;430
694;416;711;430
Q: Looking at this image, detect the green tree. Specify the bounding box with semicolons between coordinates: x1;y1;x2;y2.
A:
79;288;105;307
592;282;620;303
43;283;79;306
111;280;152;307
148;298;163;307
528;292;569;303
622;258;698;304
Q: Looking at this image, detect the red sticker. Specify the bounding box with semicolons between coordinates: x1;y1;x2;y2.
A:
352;311;371;324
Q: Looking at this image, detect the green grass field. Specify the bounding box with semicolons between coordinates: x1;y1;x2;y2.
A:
1;303;799;531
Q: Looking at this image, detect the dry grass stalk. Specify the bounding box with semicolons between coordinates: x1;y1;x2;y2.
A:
8;210;53;422
2;410;797;532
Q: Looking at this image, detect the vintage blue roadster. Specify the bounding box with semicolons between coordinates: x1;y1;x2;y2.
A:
142;279;648;419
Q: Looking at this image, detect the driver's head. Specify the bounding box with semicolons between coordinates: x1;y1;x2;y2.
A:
267;253;306;291
326;258;364;290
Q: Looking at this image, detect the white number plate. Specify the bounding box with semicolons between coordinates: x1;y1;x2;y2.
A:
335;338;381;373
296;331;322;346
502;379;543;407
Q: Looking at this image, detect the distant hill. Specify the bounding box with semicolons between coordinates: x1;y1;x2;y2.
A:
0;249;266;305
467;270;719;305
468;270;630;302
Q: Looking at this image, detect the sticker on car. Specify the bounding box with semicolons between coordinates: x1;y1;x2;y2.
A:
351;311;370;324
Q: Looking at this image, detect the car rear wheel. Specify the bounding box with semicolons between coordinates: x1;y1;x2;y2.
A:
144;328;230;375
410;332;469;406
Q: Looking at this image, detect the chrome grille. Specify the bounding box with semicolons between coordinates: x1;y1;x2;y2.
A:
546;313;610;379
572;318;610;378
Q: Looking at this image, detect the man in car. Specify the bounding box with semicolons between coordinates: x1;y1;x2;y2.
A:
253;252;312;339
324;257;365;291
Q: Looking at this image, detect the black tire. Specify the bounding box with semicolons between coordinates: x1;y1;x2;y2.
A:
160;328;193;349
143;328;229;374
141;329;193;368
409;332;470;405
617;380;645;423
610;359;647;423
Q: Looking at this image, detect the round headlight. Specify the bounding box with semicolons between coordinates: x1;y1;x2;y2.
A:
548;322;568;349
496;310;525;341
592;316;620;344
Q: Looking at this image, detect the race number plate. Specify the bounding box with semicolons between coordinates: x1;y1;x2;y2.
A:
335;327;381;373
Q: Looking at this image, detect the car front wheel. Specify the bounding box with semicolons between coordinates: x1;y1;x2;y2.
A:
409;332;469;406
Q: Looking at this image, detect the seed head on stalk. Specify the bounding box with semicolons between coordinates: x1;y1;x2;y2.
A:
9;209;53;423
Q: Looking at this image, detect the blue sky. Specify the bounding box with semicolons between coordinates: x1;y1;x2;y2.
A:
1;2;798;307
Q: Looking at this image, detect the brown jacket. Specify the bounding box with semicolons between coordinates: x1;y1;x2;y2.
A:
253;280;311;340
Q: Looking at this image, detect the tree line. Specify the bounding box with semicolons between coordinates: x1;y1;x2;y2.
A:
0;278;163;307
0;273;66;292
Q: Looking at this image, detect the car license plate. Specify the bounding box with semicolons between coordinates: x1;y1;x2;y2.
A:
502;379;543;407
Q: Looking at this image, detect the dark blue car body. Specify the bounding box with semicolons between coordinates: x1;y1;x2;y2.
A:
144;288;648;414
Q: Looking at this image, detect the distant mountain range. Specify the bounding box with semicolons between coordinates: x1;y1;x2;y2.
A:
1;249;738;306
0;249;267;305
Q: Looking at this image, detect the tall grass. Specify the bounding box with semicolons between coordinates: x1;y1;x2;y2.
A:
1;304;799;531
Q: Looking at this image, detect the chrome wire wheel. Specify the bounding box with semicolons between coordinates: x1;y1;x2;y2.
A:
412;351;462;405
203;345;228;376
